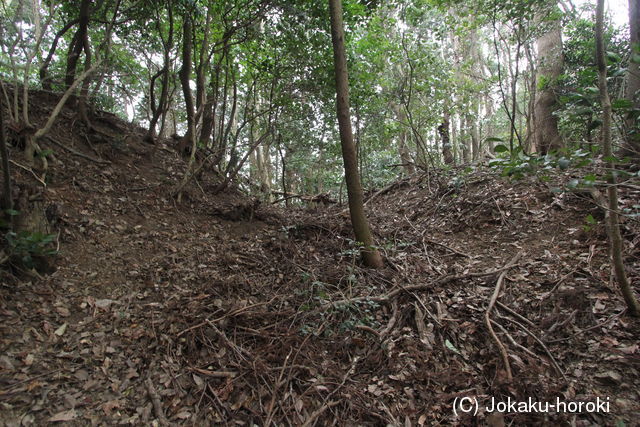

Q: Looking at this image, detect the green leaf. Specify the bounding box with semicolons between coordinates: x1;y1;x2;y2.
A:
445;339;461;355
485;137;504;143
558;158;571;170
494;144;509;153
612;99;633;110
606;51;621;63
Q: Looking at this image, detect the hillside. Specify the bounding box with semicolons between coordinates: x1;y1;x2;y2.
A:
1;91;640;426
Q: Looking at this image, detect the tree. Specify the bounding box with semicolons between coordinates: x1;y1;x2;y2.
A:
533;1;564;154
0;96;11;221
328;0;383;269
623;0;640;156
595;0;640;316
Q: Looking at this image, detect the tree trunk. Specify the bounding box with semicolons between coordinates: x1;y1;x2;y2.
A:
439;110;454;165
178;15;195;154
64;0;92;89
623;0;640;157
393;103;415;174
533;5;564;154
173;14;198;199
462;115;471;163
1;97;12;220
329;0;383;269
596;0;640;316
40;19;79;90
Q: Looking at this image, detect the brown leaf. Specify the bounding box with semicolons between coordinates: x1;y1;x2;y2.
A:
48;409;77;422
101;399;122;416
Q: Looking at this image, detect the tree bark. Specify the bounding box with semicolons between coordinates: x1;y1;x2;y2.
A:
65;0;92;89
596;0;640;316
329;0;383;269
39;19;79;90
623;0;640;157
393;103;415;174
0;97;12;220
439;110;454;165
533;5;564;154
145;0;174;143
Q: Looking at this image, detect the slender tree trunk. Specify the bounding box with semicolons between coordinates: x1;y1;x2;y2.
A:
462;115;472;163
329;0;383;269
65;0;92;89
596;0;640;316
173;14;198;199
1;98;12;220
439;110;454;165
393;103;415;174
178;15;195;153
623;0;640;157
533;5;564;154
451;114;458;163
39;19;79;90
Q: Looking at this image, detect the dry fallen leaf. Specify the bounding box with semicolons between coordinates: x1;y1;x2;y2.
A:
48;409;77;422
23;354;34;366
54;323;68;336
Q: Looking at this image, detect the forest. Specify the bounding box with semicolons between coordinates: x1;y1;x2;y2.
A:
0;0;639;424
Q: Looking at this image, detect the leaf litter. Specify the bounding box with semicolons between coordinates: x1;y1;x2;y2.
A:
1;93;640;425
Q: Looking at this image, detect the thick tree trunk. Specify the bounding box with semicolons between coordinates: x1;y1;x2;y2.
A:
533;6;564;154
329;0;383;269
596;0;640;316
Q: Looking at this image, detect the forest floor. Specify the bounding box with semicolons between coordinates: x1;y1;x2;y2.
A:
1;92;640;426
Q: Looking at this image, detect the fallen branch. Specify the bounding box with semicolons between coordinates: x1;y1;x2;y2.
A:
484;252;522;382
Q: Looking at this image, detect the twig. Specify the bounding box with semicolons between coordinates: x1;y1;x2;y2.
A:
145;378;169;426
495;301;536;328
484;252;522;382
301;401;339;427
545;310;624;343
322;263;522;308
490;319;540;361
176;299;275;337
422;236;471;258
355;324;380;337
205;319;252;359
189;367;236;378
499;315;568;381
414;302;433;350
378;299;398;339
